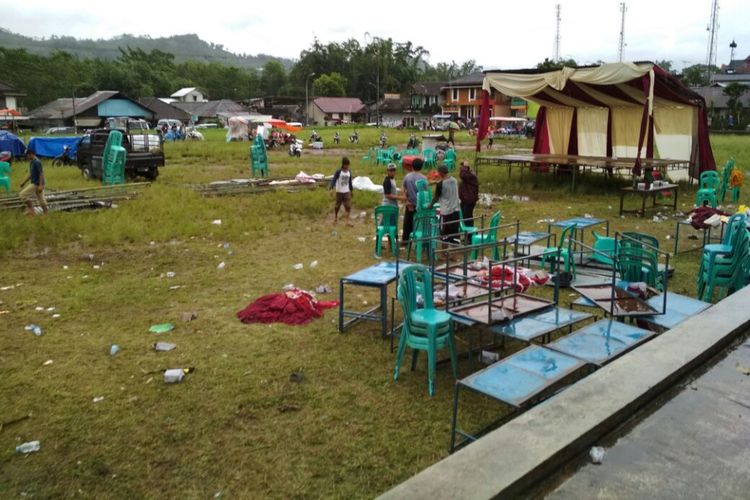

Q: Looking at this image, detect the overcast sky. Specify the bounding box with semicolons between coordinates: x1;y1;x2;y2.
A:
1;0;747;71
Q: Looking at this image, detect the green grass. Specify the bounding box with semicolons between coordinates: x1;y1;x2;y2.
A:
0;129;749;498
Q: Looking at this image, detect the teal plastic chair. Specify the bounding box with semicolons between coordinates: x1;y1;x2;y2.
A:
443;149;457;170
458;208;477;242
470;211;502;261
697;213;749;301
695;171;719;208
102;146;126;185
394;264;458;396
617;232;662;290
250;135;268;176
540;223;577;280
409;209;439;262
718;159;735;203
0;161;10;192
423;148;437;169
591;231;615;266
374;205;399;257
415;179;432;212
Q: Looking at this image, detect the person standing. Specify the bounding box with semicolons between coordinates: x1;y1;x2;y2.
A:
401;158;427;243
459;160;479;227
330;157;353;226
19;148;48;216
431;165;461;242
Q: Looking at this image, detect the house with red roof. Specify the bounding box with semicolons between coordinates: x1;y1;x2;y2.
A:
307;97;366;126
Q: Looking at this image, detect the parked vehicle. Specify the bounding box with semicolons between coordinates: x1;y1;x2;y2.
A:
52;145;74;166
76;128;164;181
288;139;303;157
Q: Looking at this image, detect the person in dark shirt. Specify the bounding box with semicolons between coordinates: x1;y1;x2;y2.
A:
19;148;48;215
459;160;479;226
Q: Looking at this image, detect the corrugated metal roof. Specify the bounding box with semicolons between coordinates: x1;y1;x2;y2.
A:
312;97;366;114
411;82;444;95
139;97;191;121
28;91;155;120
171;87;201;98
0;80;25;96
171;99;248;118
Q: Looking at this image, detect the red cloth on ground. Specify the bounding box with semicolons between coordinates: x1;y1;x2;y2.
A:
689;206;730;230
237;288;338;326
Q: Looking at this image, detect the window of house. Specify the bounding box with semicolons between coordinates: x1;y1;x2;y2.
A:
452;88;459;101
469;88;476;100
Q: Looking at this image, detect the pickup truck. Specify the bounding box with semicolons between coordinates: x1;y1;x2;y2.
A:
76;128;165;181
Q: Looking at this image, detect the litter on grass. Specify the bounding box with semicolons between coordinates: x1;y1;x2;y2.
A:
154;342;177;352
149;323;174;334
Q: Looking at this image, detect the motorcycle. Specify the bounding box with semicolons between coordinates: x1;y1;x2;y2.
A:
52;145;74;166
349;131;359;144
288;139;303;157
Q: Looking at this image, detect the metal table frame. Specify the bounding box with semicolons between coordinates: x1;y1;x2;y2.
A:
619;184;678;217
339;261;406;338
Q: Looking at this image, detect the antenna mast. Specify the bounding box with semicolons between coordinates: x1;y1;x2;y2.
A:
554;4;561;61
729;39;737;64
618;3;627;62
705;0;720;84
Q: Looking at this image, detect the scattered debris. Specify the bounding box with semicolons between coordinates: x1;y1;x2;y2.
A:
736;363;750;376
315;284;331;294
92;396;105;403
109;344;120;356
0;283;22;291
217;261;226;270
310;260;318;268
164;369;184;384
15;441;40;454
289;371;305;383
357;237;367;243
168;285;181;290
24;324;42;336
480;350;500;365
211;219;222;225
42;359;53;366
589;446;605;464
149;323;174;334
166;272;176;279
35;307;44;312
292;263;304;270
180;311;198;322
154;342;177;352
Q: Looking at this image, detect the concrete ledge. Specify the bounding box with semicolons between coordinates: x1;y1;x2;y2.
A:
380;287;750;499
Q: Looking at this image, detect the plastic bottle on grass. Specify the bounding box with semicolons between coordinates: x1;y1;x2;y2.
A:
16;441;40;454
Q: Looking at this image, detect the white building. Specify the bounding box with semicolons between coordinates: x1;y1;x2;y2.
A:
170;87;208;103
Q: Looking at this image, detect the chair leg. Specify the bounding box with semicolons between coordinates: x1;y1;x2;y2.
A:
427;329;437;396
411;349;419;371
393;328;409;381
375;231;382;257
448;328;458;379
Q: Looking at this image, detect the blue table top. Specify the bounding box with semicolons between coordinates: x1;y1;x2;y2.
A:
550;217;606;229
342;261;412;285
641;292;711;329
546;319;655;366
491;307;593;342
460;345;585;407
507;231;552;246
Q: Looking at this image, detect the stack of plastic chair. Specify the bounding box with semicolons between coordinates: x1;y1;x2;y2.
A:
540;223;577;280
0;151;11;192
409;209;439;262
695;171;719;208
443;149;457;170
374;205;399;257
250;134;268;176
470;211;503;261
415;179;432;212
102;130;126;185
617;232;662;290
422;148;437;169
697;213;749;302
394;264;458;396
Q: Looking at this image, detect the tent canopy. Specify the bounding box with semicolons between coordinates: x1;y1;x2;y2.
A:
27;136;82;158
0;130;26;157
482;62;715;177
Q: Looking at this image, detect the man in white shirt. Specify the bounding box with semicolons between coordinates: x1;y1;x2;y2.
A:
329;156;354;226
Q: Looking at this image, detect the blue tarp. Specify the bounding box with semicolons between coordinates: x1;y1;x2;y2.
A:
0;130;26;157
27;136;81;158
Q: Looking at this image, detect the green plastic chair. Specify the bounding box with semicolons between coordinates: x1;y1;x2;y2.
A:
695;171;719;208
591;231;615;266
540;223;577;280
102;146;126;185
697;214;749;301
614;232;662;290
374;205;399;257
250;135;268;176
443;149;457;170
415;179;432;212
470;211;502;261
408;209;439;262
718;158;735;203
0;161;10;192
423;148;437;169
458;208;477;242
394;264;458;396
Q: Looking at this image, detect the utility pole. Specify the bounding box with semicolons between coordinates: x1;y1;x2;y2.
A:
705;0;720;84
618;2;627;62
554;4;561;62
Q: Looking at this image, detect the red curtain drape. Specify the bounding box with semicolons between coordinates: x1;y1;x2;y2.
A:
532;106;550;154
475;90;491;152
696;107;717;176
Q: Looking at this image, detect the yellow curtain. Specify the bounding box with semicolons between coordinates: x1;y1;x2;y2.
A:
546;106;575;154
577;107;608;156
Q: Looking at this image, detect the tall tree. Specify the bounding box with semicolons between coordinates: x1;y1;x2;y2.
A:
259;60;287;96
313;73;347;97
723;82;749;127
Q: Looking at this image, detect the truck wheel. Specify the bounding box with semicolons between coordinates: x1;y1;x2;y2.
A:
144;170;158;181
81;164;92;180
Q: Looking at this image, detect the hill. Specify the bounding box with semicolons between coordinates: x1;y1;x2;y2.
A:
0;28;294;70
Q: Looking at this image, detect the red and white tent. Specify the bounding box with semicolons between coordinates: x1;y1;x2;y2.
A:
478;62;715;178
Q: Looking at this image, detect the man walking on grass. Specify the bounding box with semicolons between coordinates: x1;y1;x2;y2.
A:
19;148;48;216
330;156;353;226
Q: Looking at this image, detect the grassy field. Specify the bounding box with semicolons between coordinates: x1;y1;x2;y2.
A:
0;128;748;498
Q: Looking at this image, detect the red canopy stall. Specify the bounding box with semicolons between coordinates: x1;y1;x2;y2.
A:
479;62;715;178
